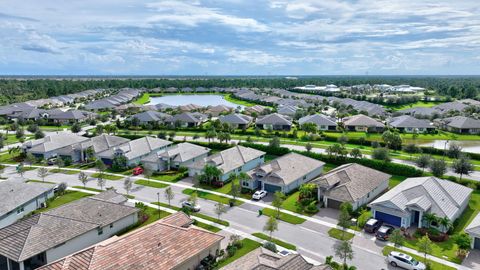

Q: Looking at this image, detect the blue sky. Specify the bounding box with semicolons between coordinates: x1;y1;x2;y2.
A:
1;0;479;75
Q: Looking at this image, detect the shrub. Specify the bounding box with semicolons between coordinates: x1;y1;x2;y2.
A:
305;201;319;214
263;241;277;252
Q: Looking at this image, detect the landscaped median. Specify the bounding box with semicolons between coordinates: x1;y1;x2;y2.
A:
90;172;124;180
72;186;135;199
183;188;244;206
26;179;56;184
135;179;169;189
251;232;297;250
49;168;81;175
328;228;354;241
151;201;230;227
382;246;455;270
260;208;306;224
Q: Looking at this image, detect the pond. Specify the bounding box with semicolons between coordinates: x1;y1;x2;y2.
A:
147;94;243;108
421;140;480;154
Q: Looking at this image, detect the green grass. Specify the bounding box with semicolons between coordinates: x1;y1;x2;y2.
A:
403;236;460;264
35;191;92;213
196;179;252;200
150;171;186;182
252;232;297;250
264;154;279;162
261;208;306;224
389;175;407;188
194;220;222;233
216;239;262;268
328;228;355;241
183;188;244;206
455;190;480;233
26;179;56;184
91;172;124;180
135;179;169;188
23;166;37;172
224;94;257;107
281;191;317;216
133;93;150;105
323;163;338;172
382;246;456;270
151;201;230;226
385;100;443;111
49;168;80;175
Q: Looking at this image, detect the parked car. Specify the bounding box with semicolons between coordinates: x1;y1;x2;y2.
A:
132;166;144;175
181;201;201;212
252;190;267;200
364;218;382;233
387;251;426;270
47;157;57;166
375;225;395;241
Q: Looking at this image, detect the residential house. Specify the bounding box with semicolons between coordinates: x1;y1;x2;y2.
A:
188;145;266;182
142;142;210;172
343;114;385;132
129;110;171;125
165;112;207;127
37;212;223;270
312;163;390;210
78;134;131;162
47;110;96;124
465;213;480;249
220;247;332;270
277;105;299;117
299;114;337;131
242;153;324;193
206;105;233;116
0;181;55;229
398;107;437;119
244;104;267;116
432;101;469;114
22;132;90;161
388;115;434;133
97;136;172;166
218;113;253;129
0;191;139;270
436;116;480;134
256;113;293;131
178;104;203;112
369;177;472;231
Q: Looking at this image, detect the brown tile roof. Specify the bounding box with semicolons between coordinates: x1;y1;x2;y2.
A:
38;217;224;270
160;212;193;228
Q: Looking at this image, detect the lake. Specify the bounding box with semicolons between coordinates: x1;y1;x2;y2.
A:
421;140;480;154
148;94;243;108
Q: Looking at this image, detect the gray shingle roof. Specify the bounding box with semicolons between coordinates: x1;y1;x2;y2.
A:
0;181;55;218
24;133;90;153
398;107;437;117
98;136;172;160
442;116;480;129
167;112;204;123
432;101;468;112
129;111;170;123
343;114;384;128
466;212;480;236
219;113;253;125
389;115;432;129
299;114;336;127
80;134;130;154
142;142;210;163
48;110;94;121
256;113;292;126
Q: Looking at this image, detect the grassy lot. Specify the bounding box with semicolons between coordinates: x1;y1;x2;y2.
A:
252;232;297;250
183;188;244;206
385;101;443;111
194;220;222;233
26;179;56;184
382;246;456;270
151;201;230;226
105;168;134;175
35;191;92;213
261;208;306;224
197;178;252;200
224;94;257;107
72;186;103;192
4;134;32;145
90;172;124;180
281;191;317;216
150;171;186;182
328;228;355;241
389;175;407;188
323;163;338;172
135;179;169;189
49;168;80;175
216;239;261;268
133;93;151;105
455;190;480;233
264;154;279;162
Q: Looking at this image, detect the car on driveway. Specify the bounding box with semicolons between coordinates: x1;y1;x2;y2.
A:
132;166;144;175
181;201;201;212
375;225;395;241
252;190;267;200
387;251;426;270
47;157;57;166
364;218;382;233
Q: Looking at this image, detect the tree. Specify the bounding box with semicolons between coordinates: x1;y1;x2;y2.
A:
305;143;313;152
390;229;405;249
188;192;198;206
71;122;82;133
78;171;88;187
338;204;352;239
372;148;390;162
337;135;348;145
403;143;420;160
417;235;433;264
382;131;402;150
164;186;174;206
34;129;45;139
111;155;128;172
349;148;362;159
422;212;438;228
55;157;65;168
429;159;446;177
272;191;286;218
214;202;227;221
199;164;222;185
269;137;280;148
229;177;241;205
25;153;36;164
95;159;106;172
15;128;25;140
124;177;133;195
438;216;452;232
205;129;217;143
334;240;354;267
454;233;472;250
301;123;317;134
452;154;473;181
97;173;106;190
447;142;462;159
37;167;49;182
415;154;432;172
327;144;347;160
143;166;153;182
57;182;67;195
263;216;279;241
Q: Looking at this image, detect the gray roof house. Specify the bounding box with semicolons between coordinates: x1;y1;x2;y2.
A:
398;107;437;118
312;163;391;210
77;134;131;162
277;105;299;117
188;145;266;182
97;136;173;166
343;114;384;132
142;142;211;172
0;191;139;270
22;132;90;160
466;213;480;249
165;112;206;127
437;116;480;134
369;176;472;231
47;110;96;123
242;153;325;194
218;113;253;129
220;247;332;270
299;114;337;131
388;115;434;133
205;105;233;116
129;110;171;124
432;101;468;113
0;181;55;229
256;113;293;131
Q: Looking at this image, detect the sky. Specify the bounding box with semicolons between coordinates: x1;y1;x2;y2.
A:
0;0;479;75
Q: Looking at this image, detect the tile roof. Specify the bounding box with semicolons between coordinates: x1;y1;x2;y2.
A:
466;212;480;236
37;218;223;270
256;113;292;126
48;110;94;121
98;136;172;161
0;181;55;218
219;113;253;125
388;115;432;129
160;212;193;228
313;163;391;203
80;134;130;154
23;133;90;153
142;142;210;163
299;114;336;127
343;114;384;127
130;111;170;123
442;116;480;129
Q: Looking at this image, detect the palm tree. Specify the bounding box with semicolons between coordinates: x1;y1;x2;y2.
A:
422;213;438;228
438;216;452;233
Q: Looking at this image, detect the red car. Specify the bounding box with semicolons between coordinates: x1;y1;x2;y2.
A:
133;167;144;175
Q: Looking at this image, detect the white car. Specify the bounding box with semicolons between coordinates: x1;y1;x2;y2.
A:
181;201;201;212
252;190;267;200
387;251;426;270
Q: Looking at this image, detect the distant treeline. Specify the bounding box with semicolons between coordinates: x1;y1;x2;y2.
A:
0;76;479;105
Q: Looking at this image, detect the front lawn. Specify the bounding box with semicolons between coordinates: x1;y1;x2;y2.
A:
194;220;222;233
261;208;306;224
183;188;243;206
35;191;92;213
328;228;355;241
135;179;169;189
197;179;252;200
151;201;230;226
252;232;297;250
281;191;317;216
389;175;407;188
382;246;456;270
133;93;150;105
49;168;80;175
72;186;103;192
26;179;56;184
91;172;124;180
216;239;261;268
150;171;186;182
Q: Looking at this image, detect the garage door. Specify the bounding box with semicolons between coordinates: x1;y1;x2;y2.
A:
375;211;402;227
474;237;480;249
327;199;343;209
264;183;281;193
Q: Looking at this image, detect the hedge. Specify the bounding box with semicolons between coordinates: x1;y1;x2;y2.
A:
239;142;291;156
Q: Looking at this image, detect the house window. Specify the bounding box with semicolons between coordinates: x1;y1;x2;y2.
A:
109;223;113;228
98;228;103;235
243;182;249;187
303;176;306;180
16;207;24;215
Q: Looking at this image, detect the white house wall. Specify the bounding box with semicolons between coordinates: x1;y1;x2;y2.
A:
0;190;54;229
